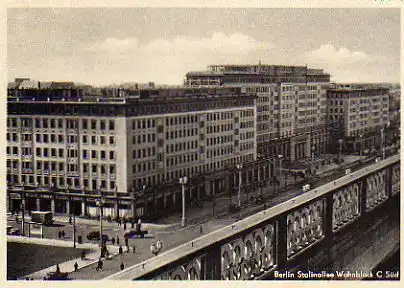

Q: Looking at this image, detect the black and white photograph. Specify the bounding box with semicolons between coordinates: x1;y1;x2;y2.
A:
5;4;400;282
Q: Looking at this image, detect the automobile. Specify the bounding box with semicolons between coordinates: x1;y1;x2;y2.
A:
124;229;148;239
8;228;21;235
87;231;109;242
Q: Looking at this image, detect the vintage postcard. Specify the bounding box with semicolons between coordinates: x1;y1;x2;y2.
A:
4;1;401;284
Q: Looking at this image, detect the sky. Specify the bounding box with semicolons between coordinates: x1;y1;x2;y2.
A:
7;8;400;86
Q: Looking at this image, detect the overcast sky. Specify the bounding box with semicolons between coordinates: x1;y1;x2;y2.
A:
7;8;400;86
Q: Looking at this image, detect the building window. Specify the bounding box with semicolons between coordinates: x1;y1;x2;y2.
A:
109;151;115;160
58;135;64;143
109;120;115;130
101;150;106;160
43;134;49;143
58;149;64;157
91;120;97;130
109;136;115;145
91;136;97;145
82;135;87;144
82;119;88;129
91;150;97;159
100;120;106;130
100;136;106;145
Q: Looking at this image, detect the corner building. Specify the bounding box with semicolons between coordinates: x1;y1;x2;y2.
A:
6;87;257;218
326;85;390;154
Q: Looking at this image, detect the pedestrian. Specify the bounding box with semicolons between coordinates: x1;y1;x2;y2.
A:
123;222;127;230
132;245;136;254
58;231;61;239
156;239;162;251
127;246;130;253
81;250;86;260
61;230;65;238
131;219;135;228
137;218;142;231
56;264;60;274
118;218;121;227
74;262;78;272
96;258;103;271
116;236;120;246
119;246;123;255
125;237;129;248
120;262;125;270
200;225;203;234
111;237;115;245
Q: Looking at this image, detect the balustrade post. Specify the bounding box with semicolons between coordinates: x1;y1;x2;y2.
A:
323;193;334;268
387;165;393;197
360;177;367;216
205;245;221;280
276;214;288;271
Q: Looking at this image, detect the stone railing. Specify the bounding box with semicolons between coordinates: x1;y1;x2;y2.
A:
106;154;400;280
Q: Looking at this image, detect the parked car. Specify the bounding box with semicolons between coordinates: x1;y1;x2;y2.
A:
124;229;148;239
8;228;21;235
87;231;109;242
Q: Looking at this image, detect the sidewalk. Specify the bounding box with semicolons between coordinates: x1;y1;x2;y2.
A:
8;235;120;280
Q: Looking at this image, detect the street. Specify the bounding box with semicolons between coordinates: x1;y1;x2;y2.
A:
6;153;380;280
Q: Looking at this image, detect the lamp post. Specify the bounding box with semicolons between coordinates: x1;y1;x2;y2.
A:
21;184;26;236
278;155;283;193
311;145;315;174
236;164;243;208
359;134;363;156
338;139;343;160
179;176;187;227
96;191;105;250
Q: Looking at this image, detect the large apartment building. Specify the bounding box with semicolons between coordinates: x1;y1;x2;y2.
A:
326;84;390;154
7;86;259;218
185;64;331;163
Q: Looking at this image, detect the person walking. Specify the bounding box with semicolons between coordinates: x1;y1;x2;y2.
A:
132;245;136;254
125;236;129;248
81;250;86;260
111;237;115;245
137;219;142;231
96;258;103;271
119;246;123;255
74;262;78;272
123;222;127;231
116;236;120;246
120;262;125;270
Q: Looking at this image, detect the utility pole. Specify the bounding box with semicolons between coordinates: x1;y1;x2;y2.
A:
236;164;243;208
73;200;76;248
21;187;25;236
179;176;188;227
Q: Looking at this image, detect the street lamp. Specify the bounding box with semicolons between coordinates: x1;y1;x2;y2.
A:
359;134;363;156
96;191;105;250
311;145;315;174
21;183;26;236
236;164;243;208
338;139;343;160
278;155;283;193
179;176;187;227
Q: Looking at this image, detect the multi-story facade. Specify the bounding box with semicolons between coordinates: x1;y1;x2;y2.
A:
326;85;390;154
185;64;330;163
7;86;261;218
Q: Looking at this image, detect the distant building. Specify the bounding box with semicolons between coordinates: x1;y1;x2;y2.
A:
185;64;331;163
326;85;390;154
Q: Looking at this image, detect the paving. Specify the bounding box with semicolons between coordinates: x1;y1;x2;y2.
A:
8;235;119;280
